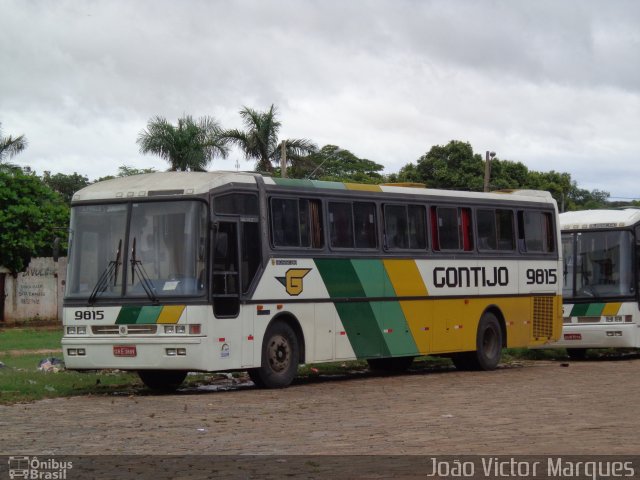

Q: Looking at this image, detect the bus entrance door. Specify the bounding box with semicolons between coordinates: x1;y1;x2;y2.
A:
212;221;240;318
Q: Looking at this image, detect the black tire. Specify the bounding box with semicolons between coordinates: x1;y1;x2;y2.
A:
567;348;588;360
251;321;299;388
138;370;187;392
453;312;503;371
367;356;414;372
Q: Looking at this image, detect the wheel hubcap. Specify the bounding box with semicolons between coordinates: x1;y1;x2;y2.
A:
267;334;290;372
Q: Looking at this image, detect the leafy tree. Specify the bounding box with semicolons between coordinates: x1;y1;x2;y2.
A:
415;140;485;190
387;163;422;184
289;145;383;183
137;115;228;171
0;170;69;274
223;105;316;173
41;171;90;204
0;122;27;172
95;165;158;183
397;139;610;211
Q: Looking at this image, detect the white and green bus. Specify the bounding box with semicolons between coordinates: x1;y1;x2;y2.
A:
62;172;562;389
559;209;640;359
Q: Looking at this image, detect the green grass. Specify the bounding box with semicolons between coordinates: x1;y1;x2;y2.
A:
0;353;140;404
0;327;63;352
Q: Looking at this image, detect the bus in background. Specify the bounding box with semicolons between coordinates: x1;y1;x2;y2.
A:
559;209;640;359
61;172;562;390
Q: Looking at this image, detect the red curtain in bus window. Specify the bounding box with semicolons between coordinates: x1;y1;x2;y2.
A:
461;208;473;251
430;207;440;251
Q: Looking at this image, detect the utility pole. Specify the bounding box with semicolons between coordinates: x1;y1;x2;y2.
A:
484;150;496;192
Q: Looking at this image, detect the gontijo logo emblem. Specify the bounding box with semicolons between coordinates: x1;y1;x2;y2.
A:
276;268;311;296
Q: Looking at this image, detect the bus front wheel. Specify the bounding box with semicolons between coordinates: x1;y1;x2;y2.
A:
249;321;299;388
138;370;187;392
452;312;503;371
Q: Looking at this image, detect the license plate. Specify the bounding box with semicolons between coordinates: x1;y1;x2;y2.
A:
113;345;137;357
564;333;582;341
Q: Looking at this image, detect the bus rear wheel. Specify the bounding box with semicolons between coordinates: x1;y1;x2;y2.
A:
249;321;299;388
452;312;503;371
138;370;187;392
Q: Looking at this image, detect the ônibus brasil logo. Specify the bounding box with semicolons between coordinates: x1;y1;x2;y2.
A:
8;456;73;479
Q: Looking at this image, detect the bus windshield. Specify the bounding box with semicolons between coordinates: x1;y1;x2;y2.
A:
563;230;634;300
66;200;207;300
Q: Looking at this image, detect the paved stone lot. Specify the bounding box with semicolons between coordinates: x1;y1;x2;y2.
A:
1;357;639;457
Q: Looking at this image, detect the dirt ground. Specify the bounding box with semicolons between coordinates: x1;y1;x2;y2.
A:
1;356;639;458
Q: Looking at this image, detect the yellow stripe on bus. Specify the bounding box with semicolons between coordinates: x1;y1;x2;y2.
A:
382;260;431;353
157;305;186;324
602;302;622;316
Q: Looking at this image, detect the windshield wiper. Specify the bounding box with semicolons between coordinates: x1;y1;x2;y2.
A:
130;237;159;304
88;239;122;305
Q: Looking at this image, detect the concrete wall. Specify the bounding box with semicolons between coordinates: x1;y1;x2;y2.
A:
1;257;67;325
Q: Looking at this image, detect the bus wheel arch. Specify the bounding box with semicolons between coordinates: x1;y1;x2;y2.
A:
483;305;507;348
249;313;305;388
452;308;504;371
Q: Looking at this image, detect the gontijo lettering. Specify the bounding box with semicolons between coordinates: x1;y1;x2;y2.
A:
433;266;509;288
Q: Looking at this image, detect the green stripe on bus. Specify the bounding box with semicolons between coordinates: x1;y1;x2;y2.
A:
271;177;347;190
315;259;366;298
570;304;605;317
335;302;391;358
116;306;143;324
370;301;419;356
585;303;605;316
115;305;163;324
271;178;316;188
315;258;415;358
137;306;163;324
351;259;418;355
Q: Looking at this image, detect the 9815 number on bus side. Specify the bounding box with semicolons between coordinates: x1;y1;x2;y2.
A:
525;268;557;285
74;310;105;320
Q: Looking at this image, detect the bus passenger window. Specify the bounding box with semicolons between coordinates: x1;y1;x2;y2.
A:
384;204;426;250
329;202;354;248
354;202;377;249
518;210;555;253
270;197;324;249
437;207;459;250
271;198;300;247
477;209;514;251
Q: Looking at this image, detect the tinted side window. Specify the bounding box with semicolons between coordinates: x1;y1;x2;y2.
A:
432;206;473;252
271;198;300;247
518;210;555;253
354;202;377;249
477;209;514;251
270;197;324;248
385;204;426;250
329;202;354;248
215;193;258;215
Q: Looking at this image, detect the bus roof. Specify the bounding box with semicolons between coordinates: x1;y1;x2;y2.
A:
72;171;557;205
560;208;640;230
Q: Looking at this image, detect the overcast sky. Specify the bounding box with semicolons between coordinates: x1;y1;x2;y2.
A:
1;0;639;198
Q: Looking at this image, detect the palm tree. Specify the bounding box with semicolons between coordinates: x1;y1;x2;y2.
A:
137;115;229;171
223;105;316;173
0;122;27;172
